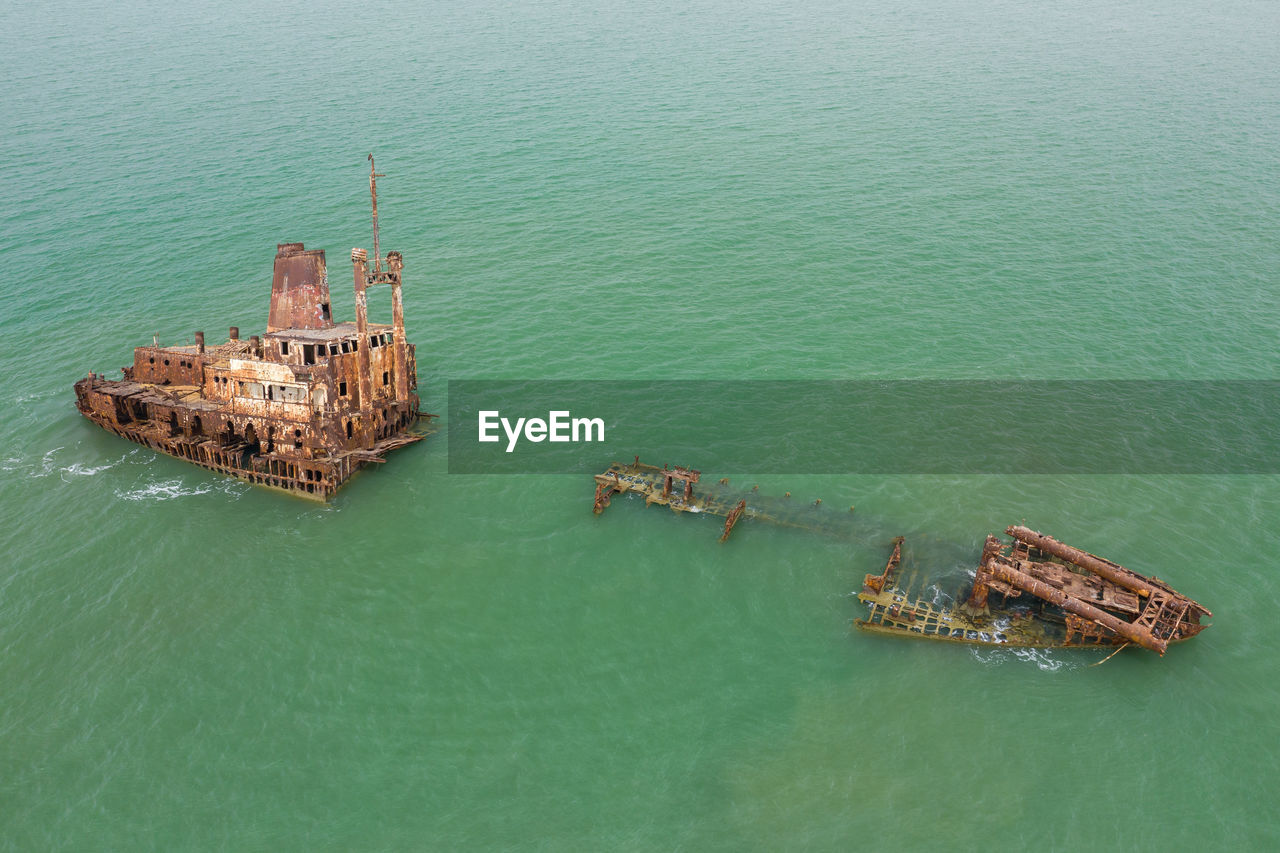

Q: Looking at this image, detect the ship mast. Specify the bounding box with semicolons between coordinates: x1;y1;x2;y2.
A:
368;153;385;273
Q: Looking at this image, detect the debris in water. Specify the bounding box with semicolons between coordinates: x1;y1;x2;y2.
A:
855;526;1211;655
592;458;847;541
591;459;1211;656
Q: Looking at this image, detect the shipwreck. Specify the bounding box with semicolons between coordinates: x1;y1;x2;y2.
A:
74;157;428;499
856;526;1211;655
591;460;1210;656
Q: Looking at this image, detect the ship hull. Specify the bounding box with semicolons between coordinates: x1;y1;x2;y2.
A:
74;376;424;500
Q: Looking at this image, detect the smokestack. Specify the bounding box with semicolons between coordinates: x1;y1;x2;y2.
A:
269;243;333;333
195;331;205;353
229;326;239;341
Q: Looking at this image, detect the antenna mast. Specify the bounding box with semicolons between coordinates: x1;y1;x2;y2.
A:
368;153;385;273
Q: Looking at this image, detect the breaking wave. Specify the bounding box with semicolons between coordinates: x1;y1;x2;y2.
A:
6;446;138;480
114;479;216;501
113;476;248;502
968;645;1079;672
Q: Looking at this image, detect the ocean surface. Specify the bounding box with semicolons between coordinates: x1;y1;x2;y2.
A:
3;0;1279;849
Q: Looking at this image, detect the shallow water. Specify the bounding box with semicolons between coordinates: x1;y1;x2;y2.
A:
2;1;1278;849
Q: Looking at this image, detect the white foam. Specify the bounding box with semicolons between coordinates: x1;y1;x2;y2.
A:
37;447;64;477
969;645;1073;672
60;461;117;479
114;479;215;501
1011;647;1066;672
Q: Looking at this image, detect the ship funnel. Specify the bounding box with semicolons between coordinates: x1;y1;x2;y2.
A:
269;243;333;333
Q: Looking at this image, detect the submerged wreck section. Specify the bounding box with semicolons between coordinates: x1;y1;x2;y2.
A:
856;525;1211;655
590;460;1211;657
594;459;746;540
74;158;428;500
592;458;846;541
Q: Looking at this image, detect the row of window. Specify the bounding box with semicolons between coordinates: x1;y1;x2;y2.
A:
147;355;196;369
208;373;391;401
335;371;389;397
283;333;394;360
209;374;306;403
236;380;308;403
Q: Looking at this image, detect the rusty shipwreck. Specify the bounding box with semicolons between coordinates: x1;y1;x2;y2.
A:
857;526;1211;655
74;157;427;500
590;460;1210;656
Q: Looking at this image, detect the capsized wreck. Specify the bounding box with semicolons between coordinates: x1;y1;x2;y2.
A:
856;526;1211;655
74;157;429;500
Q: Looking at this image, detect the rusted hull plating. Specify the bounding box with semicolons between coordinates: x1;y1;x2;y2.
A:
74;374;424;500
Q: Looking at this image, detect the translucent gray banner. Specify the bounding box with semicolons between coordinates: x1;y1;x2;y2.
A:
446;380;1280;474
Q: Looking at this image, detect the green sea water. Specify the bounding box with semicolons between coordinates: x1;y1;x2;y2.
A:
3;0;1279;849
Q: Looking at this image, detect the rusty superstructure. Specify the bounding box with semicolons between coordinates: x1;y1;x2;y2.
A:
856;526;1211;655
74;157;428;500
